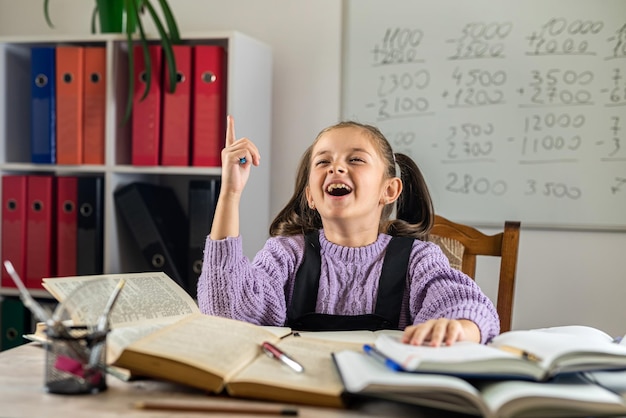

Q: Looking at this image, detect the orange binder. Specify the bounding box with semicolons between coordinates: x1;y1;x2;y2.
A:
56;176;77;277
1;176;28;289
25;175;55;289
83;47;106;165
56;46;85;165
132;45;163;166
191;45;227;167
161;45;192;166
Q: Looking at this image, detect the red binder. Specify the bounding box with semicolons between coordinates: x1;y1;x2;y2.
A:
25;175;55;289
132;45;163;166
83;47;106;165
191;45;227;167
56;176;77;277
161;45;192;166
56;46;85;165
1;176;28;289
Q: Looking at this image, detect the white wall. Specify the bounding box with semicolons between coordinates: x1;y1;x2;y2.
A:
1;0;625;335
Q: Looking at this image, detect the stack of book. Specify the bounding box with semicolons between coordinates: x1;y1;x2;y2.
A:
39;271;626;418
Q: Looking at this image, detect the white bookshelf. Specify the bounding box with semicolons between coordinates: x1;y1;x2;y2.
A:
0;31;272;297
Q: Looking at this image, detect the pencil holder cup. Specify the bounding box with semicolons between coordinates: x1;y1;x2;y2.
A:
44;325;108;395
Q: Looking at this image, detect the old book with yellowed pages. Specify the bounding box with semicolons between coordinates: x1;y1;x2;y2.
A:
40;271;360;407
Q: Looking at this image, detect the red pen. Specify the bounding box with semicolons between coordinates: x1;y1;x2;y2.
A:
261;341;305;373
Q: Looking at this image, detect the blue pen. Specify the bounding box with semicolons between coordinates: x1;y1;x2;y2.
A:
363;344;404;371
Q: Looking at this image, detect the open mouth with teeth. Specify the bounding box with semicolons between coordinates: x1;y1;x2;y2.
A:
326;183;352;196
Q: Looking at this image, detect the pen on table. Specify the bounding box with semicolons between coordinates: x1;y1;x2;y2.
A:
363;344;404;371
261;341;305;373
134;400;299;416
497;345;542;362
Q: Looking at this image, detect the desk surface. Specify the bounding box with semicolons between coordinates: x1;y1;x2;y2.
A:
0;343;467;418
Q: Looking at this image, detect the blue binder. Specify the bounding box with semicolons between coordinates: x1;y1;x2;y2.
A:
30;47;56;164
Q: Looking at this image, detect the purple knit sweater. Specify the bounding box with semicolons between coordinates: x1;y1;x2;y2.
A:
197;230;500;343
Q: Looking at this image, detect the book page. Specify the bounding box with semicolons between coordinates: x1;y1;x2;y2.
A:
374;334;539;378
226;337;361;406
489;327;626;373
333;350;488;416
479;374;626;418
296;329;403;344
42;272;199;327
121;313;281;381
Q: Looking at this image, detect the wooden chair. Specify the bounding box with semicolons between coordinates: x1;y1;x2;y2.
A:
428;215;521;333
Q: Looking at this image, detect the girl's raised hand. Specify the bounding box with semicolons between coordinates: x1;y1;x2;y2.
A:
221;115;261;195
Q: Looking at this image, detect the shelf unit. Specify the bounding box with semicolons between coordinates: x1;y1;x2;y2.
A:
0;31;272;298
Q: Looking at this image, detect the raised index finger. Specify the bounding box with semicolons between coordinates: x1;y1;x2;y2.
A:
225;115;236;147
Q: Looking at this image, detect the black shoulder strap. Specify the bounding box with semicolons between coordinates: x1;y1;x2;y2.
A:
374;236;414;326
287;231;321;323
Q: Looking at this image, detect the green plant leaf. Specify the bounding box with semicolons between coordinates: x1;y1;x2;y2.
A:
123;0;139;123
130;0;152;102
142;0;177;94
91;4;98;34
156;0;181;43
43;0;54;28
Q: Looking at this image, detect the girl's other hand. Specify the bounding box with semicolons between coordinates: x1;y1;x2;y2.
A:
402;318;480;346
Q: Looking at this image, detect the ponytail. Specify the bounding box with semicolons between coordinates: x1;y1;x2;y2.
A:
382;153;434;239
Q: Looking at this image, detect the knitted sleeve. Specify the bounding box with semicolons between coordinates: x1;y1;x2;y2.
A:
196;235;304;327
407;240;501;343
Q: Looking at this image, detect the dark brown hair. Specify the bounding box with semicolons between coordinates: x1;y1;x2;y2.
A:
269;121;434;238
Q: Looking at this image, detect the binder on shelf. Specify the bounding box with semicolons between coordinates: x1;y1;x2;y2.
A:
114;182;188;289
187;179;221;297
30;47;56;164
55;46;85;165
25;175;55;289
56;176;78;277
1;175;28;289
131;45;163;166
77;176;104;275
161;45;192;166
83;46;106;165
191;45;227;167
0;297;29;351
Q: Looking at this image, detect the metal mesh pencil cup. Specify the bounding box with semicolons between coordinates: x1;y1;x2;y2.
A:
44;326;108;394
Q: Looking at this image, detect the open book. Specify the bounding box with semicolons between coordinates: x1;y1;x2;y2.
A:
41;272;362;407
333;350;626;418
373;325;626;381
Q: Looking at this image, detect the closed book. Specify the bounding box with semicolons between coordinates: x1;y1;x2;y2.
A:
131;45;163;166
191;45;227;167
77;176;104;275
56;176;78;277
1;175;28;289
187;179;220;297
114;182;187;288
25;175;56;289
82;46;106;165
161;45;192;166
55;46;85;165
30;47;56;164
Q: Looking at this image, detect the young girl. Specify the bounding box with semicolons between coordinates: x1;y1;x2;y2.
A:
197;117;500;346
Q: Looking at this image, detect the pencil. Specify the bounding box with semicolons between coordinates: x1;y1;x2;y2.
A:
133;400;299;416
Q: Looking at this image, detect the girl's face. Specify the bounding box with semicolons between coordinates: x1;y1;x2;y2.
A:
305;127;400;229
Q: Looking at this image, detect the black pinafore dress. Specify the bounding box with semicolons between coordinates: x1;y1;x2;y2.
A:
286;231;414;331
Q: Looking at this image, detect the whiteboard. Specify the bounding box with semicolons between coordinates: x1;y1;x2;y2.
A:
342;0;626;230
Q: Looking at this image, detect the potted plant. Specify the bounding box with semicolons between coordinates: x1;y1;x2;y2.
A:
43;0;181;121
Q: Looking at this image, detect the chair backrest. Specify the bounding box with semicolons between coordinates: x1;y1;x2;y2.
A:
428;215;521;333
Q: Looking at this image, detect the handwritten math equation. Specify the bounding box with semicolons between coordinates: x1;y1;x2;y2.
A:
358;17;626;205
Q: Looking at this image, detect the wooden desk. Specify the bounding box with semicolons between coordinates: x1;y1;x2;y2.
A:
0;343;467;417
